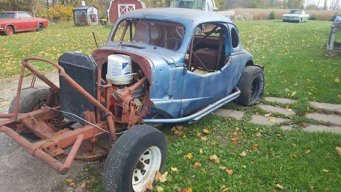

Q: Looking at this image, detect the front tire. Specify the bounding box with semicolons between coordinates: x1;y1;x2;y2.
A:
236;65;264;106
8;88;50;140
103;125;167;192
4;25;14;36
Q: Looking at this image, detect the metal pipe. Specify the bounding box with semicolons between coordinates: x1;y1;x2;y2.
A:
0;114;16;118
143;89;240;124
0;126;84;175
14;65;26;120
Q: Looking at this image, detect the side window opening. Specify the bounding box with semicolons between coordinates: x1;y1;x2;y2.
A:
187;23;226;73
231;27;239;48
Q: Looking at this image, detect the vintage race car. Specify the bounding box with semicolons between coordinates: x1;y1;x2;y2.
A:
0;8;264;192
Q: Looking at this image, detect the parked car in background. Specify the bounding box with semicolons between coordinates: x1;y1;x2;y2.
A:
282;9;309;23
0;11;48;36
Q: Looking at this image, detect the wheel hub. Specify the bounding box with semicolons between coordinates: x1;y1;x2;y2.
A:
132;146;161;192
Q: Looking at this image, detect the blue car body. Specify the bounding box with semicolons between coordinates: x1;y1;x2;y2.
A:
93;8;254;123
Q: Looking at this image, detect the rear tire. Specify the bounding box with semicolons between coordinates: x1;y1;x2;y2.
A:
236;65;264;106
103;125;167;192
37;23;44;31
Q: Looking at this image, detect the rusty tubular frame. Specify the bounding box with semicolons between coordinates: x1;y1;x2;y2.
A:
16;57;117;140
0;126;84;174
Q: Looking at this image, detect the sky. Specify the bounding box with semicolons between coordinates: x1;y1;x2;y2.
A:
304;0;339;9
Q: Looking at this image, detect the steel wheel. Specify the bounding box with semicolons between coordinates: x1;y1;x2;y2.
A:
132;146;162;191
103;125;167;192
5;26;14;36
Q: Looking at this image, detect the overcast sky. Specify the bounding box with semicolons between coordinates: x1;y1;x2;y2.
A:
304;0;339;8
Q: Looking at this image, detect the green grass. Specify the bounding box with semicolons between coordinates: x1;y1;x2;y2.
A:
237;20;341;104
0;20;340;103
155;117;341;191
82;116;341;192
0;22;111;78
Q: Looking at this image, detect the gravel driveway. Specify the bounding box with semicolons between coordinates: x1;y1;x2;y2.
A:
0;72;87;192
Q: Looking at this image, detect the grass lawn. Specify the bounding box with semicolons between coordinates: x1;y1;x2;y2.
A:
1;20;341;191
0;20;340;104
83;116;341;192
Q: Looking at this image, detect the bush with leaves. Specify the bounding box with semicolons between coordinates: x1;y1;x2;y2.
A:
268;11;276;20
48;5;73;22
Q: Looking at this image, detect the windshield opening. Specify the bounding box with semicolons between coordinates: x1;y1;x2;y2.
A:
113;19;185;51
289;10;302;14
0;12;15;19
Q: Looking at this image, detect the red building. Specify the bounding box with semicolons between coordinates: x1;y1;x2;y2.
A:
108;0;146;24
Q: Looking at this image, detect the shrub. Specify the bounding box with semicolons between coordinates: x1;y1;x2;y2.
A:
268;11;276;20
48;5;73;22
309;15;317;20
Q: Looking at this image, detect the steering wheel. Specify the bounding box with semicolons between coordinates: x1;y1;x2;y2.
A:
163;38;181;50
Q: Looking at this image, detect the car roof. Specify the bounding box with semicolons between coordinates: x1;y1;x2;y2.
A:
120;8;231;25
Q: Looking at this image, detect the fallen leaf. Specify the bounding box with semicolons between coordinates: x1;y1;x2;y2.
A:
252;144;259;151
203;129;210;134
156;186;164;192
199;149;204;154
201;136;208;142
322;169;329;173
181;188;193;192
305;150;311;154
226;168;234;176
290;91;296;97
155;171;168;183
220;185;229;191
219;166;227;170
275;184;284;190
65;178;76;188
265;113;271;117
335;77;340;83
335;146;341;155
255;132;262;137
209;154;220;164
184;153;193;159
171;126;184;136
193;162;202;168
145;181;153;190
80;182;86;188
171;167;179;172
240;151;247;157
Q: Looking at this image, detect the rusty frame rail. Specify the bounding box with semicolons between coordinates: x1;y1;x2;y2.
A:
0;57;116;174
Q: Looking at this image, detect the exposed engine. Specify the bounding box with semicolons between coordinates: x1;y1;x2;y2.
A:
58;51;152;128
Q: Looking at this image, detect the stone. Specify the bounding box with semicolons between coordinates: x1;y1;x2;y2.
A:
258;104;295;116
250;115;289;126
280;125;293;131
214;109;244;120
265;97;295;104
306;113;341;126
304;124;341;134
309;101;341;113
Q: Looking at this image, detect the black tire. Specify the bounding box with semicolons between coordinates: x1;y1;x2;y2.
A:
9;88;50;113
37;23;44;31
103;125;167;192
236;65;264;106
8;88;50;140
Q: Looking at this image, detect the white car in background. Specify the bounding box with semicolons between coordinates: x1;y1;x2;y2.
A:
282;9;309;23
